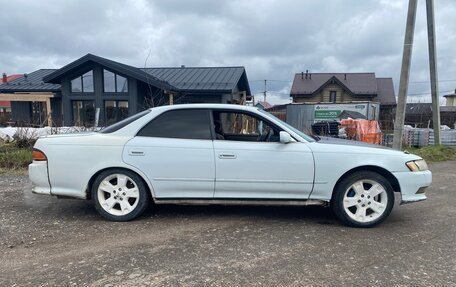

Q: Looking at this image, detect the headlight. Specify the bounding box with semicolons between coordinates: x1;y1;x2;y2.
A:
406;159;428;172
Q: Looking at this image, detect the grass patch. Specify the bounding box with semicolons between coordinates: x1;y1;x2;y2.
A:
0;143;33;172
405;145;456;162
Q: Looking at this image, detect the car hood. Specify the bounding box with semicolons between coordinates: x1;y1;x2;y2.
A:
308;136;420;159
316;136;390;149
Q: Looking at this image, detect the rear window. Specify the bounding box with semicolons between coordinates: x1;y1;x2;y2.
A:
99;110;151;133
137;109;211;140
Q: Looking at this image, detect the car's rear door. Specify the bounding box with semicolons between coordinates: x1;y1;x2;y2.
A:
123;109;215;198
212;110;314;199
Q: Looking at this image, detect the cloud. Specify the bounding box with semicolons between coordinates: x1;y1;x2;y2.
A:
0;0;455;105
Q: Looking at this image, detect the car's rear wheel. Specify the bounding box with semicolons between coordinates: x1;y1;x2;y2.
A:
332;171;394;227
92;169;150;221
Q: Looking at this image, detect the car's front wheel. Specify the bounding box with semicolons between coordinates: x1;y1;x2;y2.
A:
92;169;150;221
331;171;394;227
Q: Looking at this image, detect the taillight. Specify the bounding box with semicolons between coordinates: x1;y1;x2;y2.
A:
32;149;47;161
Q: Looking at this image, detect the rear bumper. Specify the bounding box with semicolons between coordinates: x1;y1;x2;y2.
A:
392;170;432;204
28;161;51;195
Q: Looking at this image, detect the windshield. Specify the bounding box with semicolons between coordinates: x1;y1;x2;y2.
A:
259;109;316;142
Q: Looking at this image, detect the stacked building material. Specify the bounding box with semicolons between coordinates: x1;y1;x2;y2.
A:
429;130;456;146
403;127;456;147
340;119;382;144
403;128;431;147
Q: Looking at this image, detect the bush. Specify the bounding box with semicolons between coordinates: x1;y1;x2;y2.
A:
0;144;32;170
0;113;11;126
12;127;38;149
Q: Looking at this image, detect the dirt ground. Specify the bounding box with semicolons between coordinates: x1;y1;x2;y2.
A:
1;161;455;287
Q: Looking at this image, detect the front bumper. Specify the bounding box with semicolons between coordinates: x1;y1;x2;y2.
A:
392;170;432;204
28;161;51;195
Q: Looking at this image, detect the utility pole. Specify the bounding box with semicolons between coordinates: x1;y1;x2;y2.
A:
393;0;418;150
263;79;267;102
426;0;441;145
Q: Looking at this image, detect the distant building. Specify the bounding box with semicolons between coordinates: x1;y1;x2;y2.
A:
0;73;23;114
444;89;456;106
0;54;251;126
290;71;396;130
405;103;456;129
255;101;272;110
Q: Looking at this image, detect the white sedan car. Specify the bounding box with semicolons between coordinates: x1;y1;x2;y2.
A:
29;104;431;227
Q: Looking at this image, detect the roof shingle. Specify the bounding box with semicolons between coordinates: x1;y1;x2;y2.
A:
376;78;396;105
290;72;396;105
0;69;60;92
291;73;378;95
143;66;249;94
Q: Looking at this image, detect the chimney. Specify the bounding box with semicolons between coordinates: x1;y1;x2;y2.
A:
181;65;185;68
24;73;28;80
2;73;6;83
305;69;308;79
301;72;304;79
344;73;347;80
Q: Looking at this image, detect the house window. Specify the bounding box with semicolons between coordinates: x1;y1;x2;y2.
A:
330;91;337;103
103;69;128;93
71;70;94;93
105;100;129;126
72;100;95;126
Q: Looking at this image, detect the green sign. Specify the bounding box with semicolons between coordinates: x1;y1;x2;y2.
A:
314;110;341;119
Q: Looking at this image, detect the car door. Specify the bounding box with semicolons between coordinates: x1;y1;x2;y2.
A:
212;110;314;199
123;109;215;198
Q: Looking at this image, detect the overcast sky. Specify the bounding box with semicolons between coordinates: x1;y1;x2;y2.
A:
1;0;455;104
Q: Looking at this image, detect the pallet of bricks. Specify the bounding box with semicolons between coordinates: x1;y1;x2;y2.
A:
429;129;456;146
403;127;431;147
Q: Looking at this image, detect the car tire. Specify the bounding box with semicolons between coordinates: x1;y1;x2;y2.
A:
331;171;394;228
92;169;150;221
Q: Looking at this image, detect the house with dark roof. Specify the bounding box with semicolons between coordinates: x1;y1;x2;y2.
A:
0;54;251;126
290;71;397;130
405;102;456;128
0;73;23;115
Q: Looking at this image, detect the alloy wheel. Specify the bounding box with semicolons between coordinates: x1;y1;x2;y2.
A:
342;179;388;223
97;173;140;216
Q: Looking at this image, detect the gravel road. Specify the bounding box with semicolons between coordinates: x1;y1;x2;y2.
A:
1;161;455;286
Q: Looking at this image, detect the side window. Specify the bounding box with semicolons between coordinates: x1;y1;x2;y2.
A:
138;109;211;140
213;111;280;142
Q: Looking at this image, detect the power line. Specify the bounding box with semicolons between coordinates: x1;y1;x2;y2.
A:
408;89;453;96
253;92;290;96
251;79;456;84
249;79;292;83
409;79;456;84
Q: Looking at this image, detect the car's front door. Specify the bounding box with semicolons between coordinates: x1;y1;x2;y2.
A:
123;109;215;198
212;110;314;199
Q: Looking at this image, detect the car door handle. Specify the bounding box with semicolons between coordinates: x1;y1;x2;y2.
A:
219;153;236;159
129;150;145;156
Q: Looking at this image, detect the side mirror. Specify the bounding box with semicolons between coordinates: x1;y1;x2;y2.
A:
279;131;294;143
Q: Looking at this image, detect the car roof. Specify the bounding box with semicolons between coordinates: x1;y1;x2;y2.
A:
148;104;260;113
